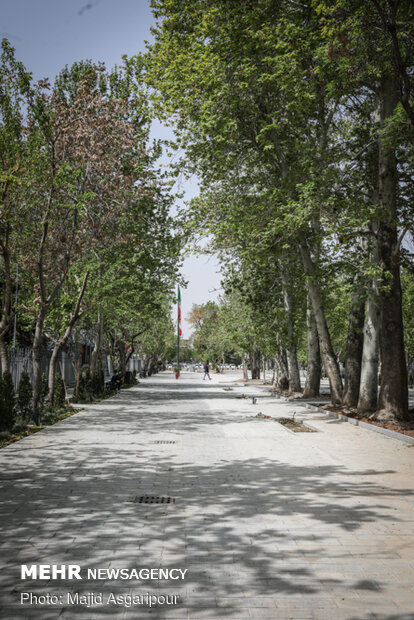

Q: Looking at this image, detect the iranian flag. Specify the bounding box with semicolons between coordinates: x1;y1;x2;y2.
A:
178;286;182;336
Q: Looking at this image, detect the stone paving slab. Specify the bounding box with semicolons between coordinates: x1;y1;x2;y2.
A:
1;371;414;619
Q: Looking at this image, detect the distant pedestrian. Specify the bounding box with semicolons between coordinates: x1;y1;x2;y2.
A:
203;362;211;381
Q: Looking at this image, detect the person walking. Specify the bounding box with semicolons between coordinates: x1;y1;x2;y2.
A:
203;361;211;380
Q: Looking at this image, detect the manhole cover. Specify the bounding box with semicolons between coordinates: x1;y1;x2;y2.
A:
154;440;176;444
127;496;175;504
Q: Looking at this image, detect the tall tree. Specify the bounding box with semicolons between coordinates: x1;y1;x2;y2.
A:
315;0;413;418
0;39;33;373
146;0;414;418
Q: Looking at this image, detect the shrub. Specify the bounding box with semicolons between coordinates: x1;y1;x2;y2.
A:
78;366;92;401
17;371;32;421
41;411;56;424
54;373;66;409
90;368;104;396
0;371;16;431
39;372;49;411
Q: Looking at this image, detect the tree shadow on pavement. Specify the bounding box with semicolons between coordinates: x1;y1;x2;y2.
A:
0;374;412;619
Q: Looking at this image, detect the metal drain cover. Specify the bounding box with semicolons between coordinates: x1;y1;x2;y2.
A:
127;496;175;504
154;440;176;444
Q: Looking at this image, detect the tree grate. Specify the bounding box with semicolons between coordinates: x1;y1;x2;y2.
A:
154;440;176;444
127;496;175;504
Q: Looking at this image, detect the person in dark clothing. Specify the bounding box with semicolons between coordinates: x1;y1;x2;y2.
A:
203;362;211;381
110;373;122;391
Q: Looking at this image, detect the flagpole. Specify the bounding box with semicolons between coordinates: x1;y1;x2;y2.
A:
177;286;180;368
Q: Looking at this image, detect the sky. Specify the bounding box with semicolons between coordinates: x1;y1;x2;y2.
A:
0;0;222;336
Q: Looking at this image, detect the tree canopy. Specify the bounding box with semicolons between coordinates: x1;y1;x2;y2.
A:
144;0;414;420
0;39;183;421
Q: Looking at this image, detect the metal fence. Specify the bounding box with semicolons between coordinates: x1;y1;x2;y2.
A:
127;356;142;374
6;347;81;390
5;346;141;390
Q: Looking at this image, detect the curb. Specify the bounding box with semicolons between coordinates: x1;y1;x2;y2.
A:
298;403;414;445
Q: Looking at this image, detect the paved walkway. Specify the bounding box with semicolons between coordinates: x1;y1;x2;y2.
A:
1;372;414;619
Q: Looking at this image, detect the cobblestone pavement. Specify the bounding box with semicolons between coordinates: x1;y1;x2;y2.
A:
1;371;414;619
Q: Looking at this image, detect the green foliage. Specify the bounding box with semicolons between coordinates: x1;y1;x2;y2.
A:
145;0;414;412
188;302;222;363
1;0;413;418
0;40;184;419
137;306;177;369
17;371;32;421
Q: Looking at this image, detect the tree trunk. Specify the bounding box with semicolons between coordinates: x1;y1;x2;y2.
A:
0;237;12;374
74;342;84;402
0;338;9;376
299;242;343;404
32;307;47;425
286;343;301;392
280;267;301;393
125;345;133;372
250;349;260;379
118;342;127;376
377;78;408;420
270;359;276;385
48;271;89;405
275;346;289;391
358;287;380;411
242;353;248;381
122;330;146;373
303;292;321;397
48;345;60;407
90;317;104;395
32;215;71;420
343;277;365;407
91;315;102;379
